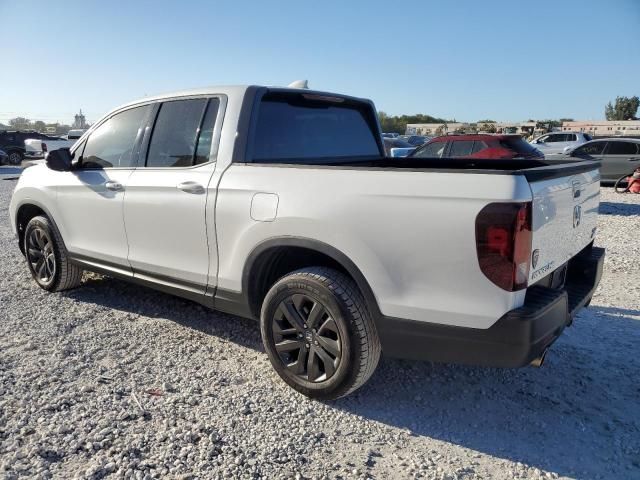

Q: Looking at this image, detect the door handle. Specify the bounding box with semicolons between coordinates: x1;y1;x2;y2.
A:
177;181;205;194
104;181;123;191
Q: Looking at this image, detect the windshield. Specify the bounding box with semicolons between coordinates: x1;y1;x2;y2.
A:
251;93;381;164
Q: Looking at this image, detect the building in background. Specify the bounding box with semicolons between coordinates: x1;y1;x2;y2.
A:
561;120;640;137
73;109;88;129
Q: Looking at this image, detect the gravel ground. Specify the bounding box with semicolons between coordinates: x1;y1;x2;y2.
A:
0;177;639;480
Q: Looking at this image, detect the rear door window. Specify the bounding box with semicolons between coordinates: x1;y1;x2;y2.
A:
471;141;488;154
566;134;577;141
251;93;380;163
146;99;211;168
606;141;639;155
448;140;474;157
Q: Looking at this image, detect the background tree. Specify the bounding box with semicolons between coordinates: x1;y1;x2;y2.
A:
378;112;449;134
536;118;574;131
605;96;639;120
8;117;33;130
33;120;46;132
480;122;496;133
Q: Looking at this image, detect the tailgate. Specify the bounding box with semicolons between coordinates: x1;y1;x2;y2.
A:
528;167;600;283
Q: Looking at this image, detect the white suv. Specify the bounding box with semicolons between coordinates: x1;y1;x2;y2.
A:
530;131;592;155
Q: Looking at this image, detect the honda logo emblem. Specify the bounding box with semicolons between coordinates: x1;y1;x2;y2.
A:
573;205;582;228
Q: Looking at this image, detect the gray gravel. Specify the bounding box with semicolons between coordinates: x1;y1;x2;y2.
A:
1;178;639;480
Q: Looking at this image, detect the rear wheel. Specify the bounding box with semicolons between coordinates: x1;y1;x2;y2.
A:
260;267;380;400
8;151;23;165
24;216;83;291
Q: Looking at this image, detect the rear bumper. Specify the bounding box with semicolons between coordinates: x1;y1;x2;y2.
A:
377;246;605;367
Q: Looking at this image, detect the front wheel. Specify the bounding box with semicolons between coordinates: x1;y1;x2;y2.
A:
260;267;381;400
24;215;84;291
7;150;23;165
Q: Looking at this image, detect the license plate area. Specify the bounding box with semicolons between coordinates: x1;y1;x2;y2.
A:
534;262;568;289
550;263;568;289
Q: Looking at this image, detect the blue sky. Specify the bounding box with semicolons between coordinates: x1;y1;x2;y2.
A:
1;0;638;125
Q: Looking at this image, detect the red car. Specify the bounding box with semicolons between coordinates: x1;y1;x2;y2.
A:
411;134;544;160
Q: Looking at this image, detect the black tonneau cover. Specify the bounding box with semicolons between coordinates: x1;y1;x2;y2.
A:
337;158;601;182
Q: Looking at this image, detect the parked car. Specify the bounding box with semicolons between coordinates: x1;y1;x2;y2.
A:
24;136;74;159
530;131;591;155
383;137;415;157
411;134;544;160
0;131;44;164
0;149;8;165
0;130;69;163
381;132;399;138
66;129;86;140
400;135;430;146
10;84;603;399
547;138;640;183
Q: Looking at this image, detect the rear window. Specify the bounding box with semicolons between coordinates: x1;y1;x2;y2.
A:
251;93;380;163
499;137;540;155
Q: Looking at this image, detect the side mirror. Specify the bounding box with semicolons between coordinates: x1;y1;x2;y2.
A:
562;146;573;155
46;148;72;171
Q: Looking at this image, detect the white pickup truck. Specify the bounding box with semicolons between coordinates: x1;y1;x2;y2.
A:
9;85;604;399
24;129;86;159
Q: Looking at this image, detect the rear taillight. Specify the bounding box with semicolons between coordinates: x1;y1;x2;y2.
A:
41;142;47;153
475;202;532;291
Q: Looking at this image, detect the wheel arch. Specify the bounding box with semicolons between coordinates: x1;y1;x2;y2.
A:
15;201;63;255
241;237;382;321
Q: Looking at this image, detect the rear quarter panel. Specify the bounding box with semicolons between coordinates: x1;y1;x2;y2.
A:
215;165;533;329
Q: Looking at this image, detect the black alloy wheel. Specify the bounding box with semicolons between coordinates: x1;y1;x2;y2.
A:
23;215;84;291
26;226;56;286
260;267;381;400
271;293;342;383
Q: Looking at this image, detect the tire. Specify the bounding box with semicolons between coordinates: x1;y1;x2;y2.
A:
23;215;83;292
7;150;23;165
260;267;381;400
614;174;630;193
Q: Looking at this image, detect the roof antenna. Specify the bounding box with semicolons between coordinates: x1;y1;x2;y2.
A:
288;80;309;89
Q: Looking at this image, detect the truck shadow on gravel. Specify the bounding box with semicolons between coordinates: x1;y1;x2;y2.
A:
334;305;640;479
63;278;639;479
599;201;640;216
63;275;264;352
